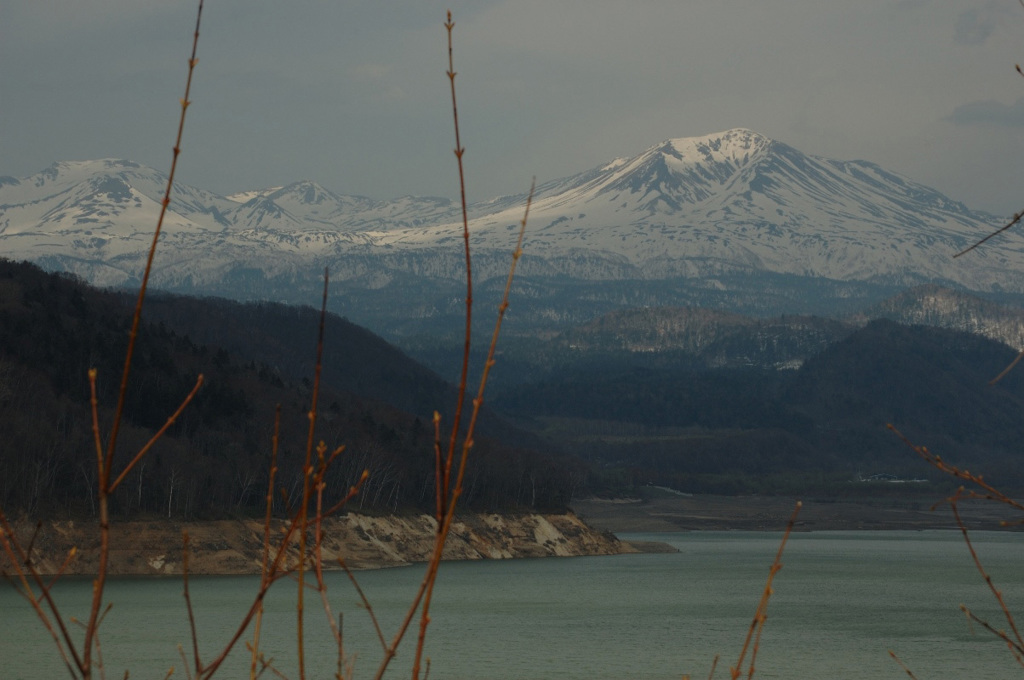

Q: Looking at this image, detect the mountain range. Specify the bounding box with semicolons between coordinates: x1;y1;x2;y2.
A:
2;129;1022;338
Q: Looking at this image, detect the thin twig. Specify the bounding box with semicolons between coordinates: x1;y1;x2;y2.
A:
179;645;194;680
442;10;474;513
103;0;205;469
245;643;288;680
0;511;79;676
376;16;477;680
45;546;79;592
889;425;1024;513
950;501;1024;654
706;654;719;680
383;16;537;680
960;605;1024;668
108;374;204;493
412;178;535;678
182;532;203;676
888;650;920;679
198;469;368;679
196;273;360;680
297;269;330;680
320;471;369;523
414;181;535;675
92;603;114;680
731;501;801;680
954;210;1024;258
339;557;388;653
312;446;345;679
89;369;105;496
891;426;1024;668
25;521;42;565
433;412;443;522
84;5;205;674
192;549;297;678
250;406;281;680
989;349;1024;385
746;612;768;680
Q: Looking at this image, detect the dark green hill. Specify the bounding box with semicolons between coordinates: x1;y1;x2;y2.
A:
137;293;539;451
0;259;577;518
495;319;1024;494
786;319;1024;480
138;295;456;421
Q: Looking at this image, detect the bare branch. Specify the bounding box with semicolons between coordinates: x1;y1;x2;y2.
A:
108;374;204;494
954;210;1024;258
731;502;802;679
339;557;388;653
888;650;921;679
989;349;1024;385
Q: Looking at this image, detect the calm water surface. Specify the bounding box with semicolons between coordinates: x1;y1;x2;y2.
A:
2;531;1022;679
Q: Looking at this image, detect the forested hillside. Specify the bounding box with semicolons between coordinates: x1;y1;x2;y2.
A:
496;320;1024;495
6;255;1020;511
0;259;583;519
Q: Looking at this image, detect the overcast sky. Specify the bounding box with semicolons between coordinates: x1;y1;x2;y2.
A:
4;1;1024;216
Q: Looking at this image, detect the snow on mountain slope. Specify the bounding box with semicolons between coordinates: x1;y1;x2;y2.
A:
378;129;1014;290
227;188;281;203
0;161;235;274
0;159;233;237
227;181;377;232
1;129;1021;298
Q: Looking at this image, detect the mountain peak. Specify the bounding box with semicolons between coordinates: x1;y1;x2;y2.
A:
665;128;770;157
45;159;147;179
268;180;336;204
653;128;772;169
582;128;773;212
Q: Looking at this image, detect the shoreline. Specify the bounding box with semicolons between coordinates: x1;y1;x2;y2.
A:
571;493;1022;533
6;495;1018;577
0;512;630;577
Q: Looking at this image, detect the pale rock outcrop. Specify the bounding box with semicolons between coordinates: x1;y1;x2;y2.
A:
2;512;633;576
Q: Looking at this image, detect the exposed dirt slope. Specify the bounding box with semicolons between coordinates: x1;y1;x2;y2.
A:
2;512;632;576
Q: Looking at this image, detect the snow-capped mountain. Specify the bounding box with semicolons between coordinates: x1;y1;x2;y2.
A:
2;130;1021;336
390;128;1013;288
0;159;456;288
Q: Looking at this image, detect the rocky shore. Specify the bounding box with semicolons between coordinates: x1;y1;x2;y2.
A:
12;493;1002;577
2;512;636;576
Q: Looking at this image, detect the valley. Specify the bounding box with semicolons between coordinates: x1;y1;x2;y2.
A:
3;127;1024;532
4;257;1024;527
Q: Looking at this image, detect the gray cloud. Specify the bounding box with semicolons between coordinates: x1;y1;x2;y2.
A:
948;97;1024;128
4;1;1024;216
953;3;1010;45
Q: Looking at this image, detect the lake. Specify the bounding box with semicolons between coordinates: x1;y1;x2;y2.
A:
2;530;1022;679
